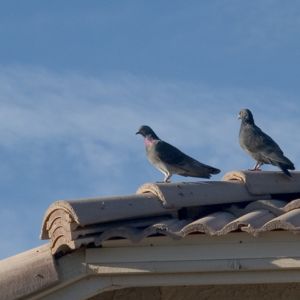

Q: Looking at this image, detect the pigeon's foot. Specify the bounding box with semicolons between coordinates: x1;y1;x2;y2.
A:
249;162;263;172
163;174;171;183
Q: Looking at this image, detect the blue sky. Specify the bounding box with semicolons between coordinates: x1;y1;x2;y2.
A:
1;1;300;259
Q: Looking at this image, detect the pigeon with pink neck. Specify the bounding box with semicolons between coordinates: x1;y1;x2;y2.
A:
136;125;221;183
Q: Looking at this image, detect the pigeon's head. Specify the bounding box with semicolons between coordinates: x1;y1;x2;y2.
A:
136;125;159;139
238;109;254;124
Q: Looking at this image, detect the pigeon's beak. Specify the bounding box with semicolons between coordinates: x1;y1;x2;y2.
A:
136;131;141;135
238;113;241;120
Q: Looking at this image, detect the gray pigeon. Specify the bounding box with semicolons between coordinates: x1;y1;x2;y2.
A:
238;108;295;176
136;125;221;182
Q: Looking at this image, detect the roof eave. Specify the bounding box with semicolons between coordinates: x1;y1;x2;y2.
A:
27;231;300;300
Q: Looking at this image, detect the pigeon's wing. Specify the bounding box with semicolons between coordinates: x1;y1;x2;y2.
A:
246;125;293;166
245;125;282;153
156;140;220;177
155;140;188;165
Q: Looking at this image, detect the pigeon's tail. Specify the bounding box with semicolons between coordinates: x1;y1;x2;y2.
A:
190;162;221;178
177;160;221;179
279;166;292;177
275;156;295;177
209;166;221;175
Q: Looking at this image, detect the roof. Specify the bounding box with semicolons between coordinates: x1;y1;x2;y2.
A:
0;244;58;300
40;170;300;255
2;170;300;300
3;232;300;300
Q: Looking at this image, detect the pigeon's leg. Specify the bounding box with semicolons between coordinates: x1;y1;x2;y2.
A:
163;172;172;183
255;162;263;170
249;162;262;171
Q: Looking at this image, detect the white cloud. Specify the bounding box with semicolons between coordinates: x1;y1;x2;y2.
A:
0;66;299;176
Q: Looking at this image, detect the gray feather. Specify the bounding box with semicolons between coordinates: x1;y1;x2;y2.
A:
137;125;221;182
239;109;295;176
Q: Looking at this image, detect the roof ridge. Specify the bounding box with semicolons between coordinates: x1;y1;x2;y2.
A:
40;170;300;255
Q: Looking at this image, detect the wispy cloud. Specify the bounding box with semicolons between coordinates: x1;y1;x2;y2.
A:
0;66;299;182
0;66;299;259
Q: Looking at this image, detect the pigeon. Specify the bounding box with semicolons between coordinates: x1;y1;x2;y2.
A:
136;125;221;182
238;108;295;176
